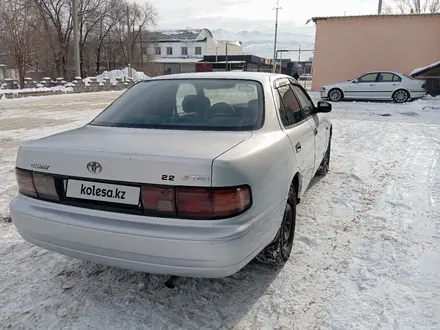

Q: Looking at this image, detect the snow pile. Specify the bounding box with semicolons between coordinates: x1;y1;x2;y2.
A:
84;67;149;85
410;60;440;77
0;86;72;99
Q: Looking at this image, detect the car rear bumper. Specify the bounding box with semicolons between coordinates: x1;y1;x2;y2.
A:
320;91;328;98
410;90;426;99
11;195;282;278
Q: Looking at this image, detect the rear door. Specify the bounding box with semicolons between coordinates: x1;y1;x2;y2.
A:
291;84;328;173
276;83;315;191
375;72;402;99
346;73;378;99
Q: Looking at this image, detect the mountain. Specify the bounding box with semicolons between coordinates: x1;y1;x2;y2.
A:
211;27;315;61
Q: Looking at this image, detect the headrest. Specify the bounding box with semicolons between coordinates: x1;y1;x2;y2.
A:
182;95;211;115
247;99;258;110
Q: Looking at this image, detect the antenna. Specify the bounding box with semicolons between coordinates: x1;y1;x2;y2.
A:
272;0;282;73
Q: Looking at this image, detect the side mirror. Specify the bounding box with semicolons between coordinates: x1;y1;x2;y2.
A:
313;101;332;114
352;79;359;84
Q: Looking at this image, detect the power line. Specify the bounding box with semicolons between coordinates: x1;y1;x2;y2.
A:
272;0;282;73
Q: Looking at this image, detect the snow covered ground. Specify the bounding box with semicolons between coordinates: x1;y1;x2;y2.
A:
1;92;440;329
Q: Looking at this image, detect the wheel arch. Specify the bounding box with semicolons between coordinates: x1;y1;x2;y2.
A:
291;172;301;204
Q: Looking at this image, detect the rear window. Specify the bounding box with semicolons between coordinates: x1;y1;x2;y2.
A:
90;79;264;131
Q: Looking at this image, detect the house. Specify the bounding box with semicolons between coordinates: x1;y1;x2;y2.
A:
145;28;243;76
309;14;440;91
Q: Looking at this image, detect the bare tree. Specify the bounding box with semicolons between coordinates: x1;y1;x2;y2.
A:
0;0;38;88
383;0;440;13
111;0;156;68
77;0;122;76
34;0;73;78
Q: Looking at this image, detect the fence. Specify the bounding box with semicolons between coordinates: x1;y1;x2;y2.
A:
423;78;440;97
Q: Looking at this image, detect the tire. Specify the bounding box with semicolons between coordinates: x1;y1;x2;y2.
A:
328;88;343;102
317;139;331;176
393;89;410;103
257;185;296;266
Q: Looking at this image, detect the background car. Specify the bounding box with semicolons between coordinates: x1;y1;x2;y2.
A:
321;71;426;103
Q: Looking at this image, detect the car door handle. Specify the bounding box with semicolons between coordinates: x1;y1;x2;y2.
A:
369;84;374;86
314;128;318;136
295;142;302;153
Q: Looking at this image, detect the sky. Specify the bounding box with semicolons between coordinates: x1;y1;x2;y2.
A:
148;0;379;31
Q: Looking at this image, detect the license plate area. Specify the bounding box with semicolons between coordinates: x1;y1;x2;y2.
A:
65;179;141;206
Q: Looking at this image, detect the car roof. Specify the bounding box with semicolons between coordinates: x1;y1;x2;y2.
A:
147;71;290;83
363;71;404;75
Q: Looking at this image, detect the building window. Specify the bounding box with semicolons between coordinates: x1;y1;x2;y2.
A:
195;47;202;55
181;47;188;55
155;47;161;55
166;47;173;55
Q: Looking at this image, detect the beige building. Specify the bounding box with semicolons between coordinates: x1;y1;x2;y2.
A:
310;14;440;91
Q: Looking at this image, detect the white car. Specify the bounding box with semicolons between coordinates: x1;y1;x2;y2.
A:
11;72;332;281
321;71;426;103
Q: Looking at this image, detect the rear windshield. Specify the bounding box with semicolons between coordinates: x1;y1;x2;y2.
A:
90;79;264;131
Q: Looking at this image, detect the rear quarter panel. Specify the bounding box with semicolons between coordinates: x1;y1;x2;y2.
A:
212;131;294;230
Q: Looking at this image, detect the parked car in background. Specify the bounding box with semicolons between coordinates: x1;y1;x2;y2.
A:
321;71;426;103
11;72;332;280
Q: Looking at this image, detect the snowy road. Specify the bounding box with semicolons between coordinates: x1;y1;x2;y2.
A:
1;92;440;329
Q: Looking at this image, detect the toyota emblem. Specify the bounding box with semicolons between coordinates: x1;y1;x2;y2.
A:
87;161;102;174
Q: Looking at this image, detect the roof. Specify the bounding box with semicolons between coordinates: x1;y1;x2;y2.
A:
148;28;213;41
410;60;440;78
308;13;440;23
147;71;287;82
152;58;203;63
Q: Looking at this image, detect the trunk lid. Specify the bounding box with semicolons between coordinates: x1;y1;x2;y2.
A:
17;125;252;187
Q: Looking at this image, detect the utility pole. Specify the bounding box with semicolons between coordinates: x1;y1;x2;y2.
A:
139;26;144;71
72;0;81;78
272;0;282;73
225;42;228;71
126;5;131;67
378;0;383;14
279;52;283;74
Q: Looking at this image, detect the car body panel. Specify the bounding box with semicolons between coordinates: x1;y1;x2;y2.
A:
11;195;285;278
11;72;332;278
16;125;252;187
321;71;426;101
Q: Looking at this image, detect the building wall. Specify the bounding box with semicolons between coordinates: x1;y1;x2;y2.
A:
206;38;243;56
149;40;207;59
312;14;440;91
147;37;243;60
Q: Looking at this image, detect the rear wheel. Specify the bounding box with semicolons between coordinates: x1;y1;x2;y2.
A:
257;185;296;266
328;88;343;102
393;89;410;103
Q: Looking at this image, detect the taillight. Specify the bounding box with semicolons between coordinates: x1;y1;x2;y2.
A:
422;82;426;89
176;186;251;219
141;186;176;216
16;169;37;197
16;169;58;201
33;173;59;201
140;185;252;219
